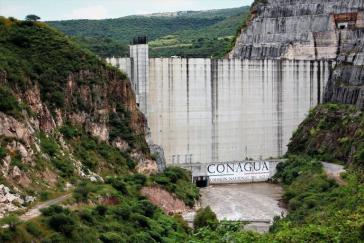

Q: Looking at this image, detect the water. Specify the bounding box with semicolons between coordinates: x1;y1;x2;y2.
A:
184;183;286;232
200;183;286;222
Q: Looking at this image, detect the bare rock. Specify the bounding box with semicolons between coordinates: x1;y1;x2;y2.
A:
87;122;109;142
38;106;56;133
112;137;129;152
230;0;364;60
141;186;189;214
0;184;24;218
0;112;33;145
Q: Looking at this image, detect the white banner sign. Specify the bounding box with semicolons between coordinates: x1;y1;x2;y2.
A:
207;161;271;184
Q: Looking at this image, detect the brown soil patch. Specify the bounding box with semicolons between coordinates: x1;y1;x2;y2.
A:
141;186;189;214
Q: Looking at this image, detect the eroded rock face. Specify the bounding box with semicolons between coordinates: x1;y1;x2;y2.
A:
324;32;364;108
0;184;24;218
230;0;364;108
0;68;150;218
0;112;34;146
112;137;129;152
140;186;189;214
133;151;158;175
230;0;364;60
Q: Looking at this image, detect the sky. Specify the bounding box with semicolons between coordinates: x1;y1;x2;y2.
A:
0;0;254;21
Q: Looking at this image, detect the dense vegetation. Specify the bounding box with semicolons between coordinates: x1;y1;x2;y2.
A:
187;104;364;242
152;167;200;207
48;6;250;58
0;129;200;242
0;123;198;242
289;104;364;169
1;10;363;242
0;17;115;110
193;207;218;230
188;155;364;242
0;177;190;242
0;17;198;242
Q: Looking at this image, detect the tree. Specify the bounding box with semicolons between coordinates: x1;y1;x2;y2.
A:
193;207;218;230
25;15;40;21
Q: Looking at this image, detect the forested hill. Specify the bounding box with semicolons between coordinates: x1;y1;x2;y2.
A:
48;6;250;58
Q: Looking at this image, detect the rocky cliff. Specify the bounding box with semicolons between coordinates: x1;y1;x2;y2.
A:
230;0;364;60
230;0;364;109
324;30;364;108
0;17;157;216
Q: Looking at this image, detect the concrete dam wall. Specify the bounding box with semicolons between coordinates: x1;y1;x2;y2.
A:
108;56;333;165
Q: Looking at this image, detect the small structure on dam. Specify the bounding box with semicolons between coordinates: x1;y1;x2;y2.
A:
181;160;281;186
107;41;333;168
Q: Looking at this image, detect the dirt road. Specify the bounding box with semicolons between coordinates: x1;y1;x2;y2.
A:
20;194;72;221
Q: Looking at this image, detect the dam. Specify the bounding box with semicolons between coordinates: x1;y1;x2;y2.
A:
107;44;333;169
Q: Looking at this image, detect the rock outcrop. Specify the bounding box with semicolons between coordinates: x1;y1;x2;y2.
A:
230;0;364;60
140;186;190;214
324;30;364;108
0;185;24;217
231;0;364;109
0;18;157;217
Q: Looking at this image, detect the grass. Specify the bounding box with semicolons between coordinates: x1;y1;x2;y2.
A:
151;167;199;207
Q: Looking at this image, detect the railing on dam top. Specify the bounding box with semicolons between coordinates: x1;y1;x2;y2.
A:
175;160;283;185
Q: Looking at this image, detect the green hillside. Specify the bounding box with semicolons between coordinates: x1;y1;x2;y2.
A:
1;14;364;243
48;6;250;58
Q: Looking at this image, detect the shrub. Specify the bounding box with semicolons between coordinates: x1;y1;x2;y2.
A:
2;215;20;231
40;134;59;157
0;87;23;119
95;205;108;216
25;222;42;236
131;214;150;228
60;125;80;139
79;209;95;225
137;200;155;217
127;159;136;169
110;179;128;195
129;232;155;243
11;155;28;172
41;205;67;217
113;206;131;220
129;174;147;187
193;207;218;230
47;213;76;237
73;182;97;202
51;158;74;177
50;91;64;108
0;147;7;159
100;232;124;243
40;191;50;201
152;167;199;207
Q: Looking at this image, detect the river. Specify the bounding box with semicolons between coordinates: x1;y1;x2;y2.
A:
183;182;286;232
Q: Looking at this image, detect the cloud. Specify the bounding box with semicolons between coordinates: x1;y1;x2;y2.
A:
64;5;108;20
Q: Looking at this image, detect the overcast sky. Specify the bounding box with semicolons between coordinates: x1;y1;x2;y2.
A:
0;0;253;21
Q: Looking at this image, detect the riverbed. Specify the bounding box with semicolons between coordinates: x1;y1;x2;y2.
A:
183;183;286;232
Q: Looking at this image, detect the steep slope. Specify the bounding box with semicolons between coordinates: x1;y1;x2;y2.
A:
324;30;364;109
0;17;199;242
230;0;364;60
0;16;152;214
148;7;250;58
288;104;364;169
